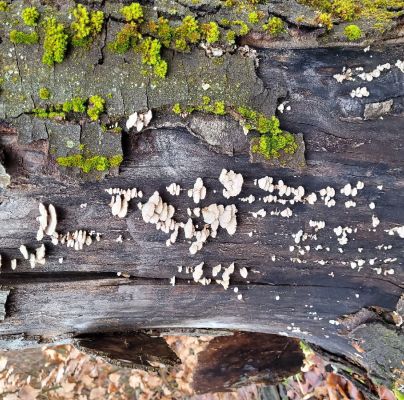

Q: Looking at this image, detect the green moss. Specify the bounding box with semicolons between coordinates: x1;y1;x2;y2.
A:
172;103;182;114
42;17;69;66
71;4;104;46
263;16;285;36
298;0;404;29
137;37;168;78
22;7;40;27
316;12;333;29
344;24;362;40
56;154;123;172
201;21;220;43
32;107;65;119
87;95;105;120
72;97;87;113
39;87;51;100
109;23;141;54
174;16;201;51
331;0;359;21
252;130;297;159
232;20;250;36
148;17;173;47
0;1;8;11
9;30;39;45
236;106;297;158
248;11;259;23
109;154;124;167
120;2;143;22
226;30;236;43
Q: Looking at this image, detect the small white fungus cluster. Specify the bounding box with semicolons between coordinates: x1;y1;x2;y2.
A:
396;60;404;73
333;67;354;83
126;110;152;132
166;183;181;196
385;226;404;238
139;191;177;234
219;169;243;199
309;220;325;231
350;87;370;98
358;63;391;82
106;187;143;219
36;203;58;241
202;204;238;237
188;178;206;204
52;230;100;250
19;244;46;268
333;226;354;246
319;187;336;208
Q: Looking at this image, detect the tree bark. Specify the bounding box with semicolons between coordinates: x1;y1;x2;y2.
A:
0;0;403;392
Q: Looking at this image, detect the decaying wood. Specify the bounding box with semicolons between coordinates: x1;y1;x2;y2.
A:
73;332;181;371
0;34;403;391
192;332;303;393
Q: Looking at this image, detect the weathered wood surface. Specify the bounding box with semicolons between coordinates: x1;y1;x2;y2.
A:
0;45;403;384
192;333;303;393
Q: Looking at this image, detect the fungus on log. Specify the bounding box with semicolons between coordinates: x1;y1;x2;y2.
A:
0;0;403;395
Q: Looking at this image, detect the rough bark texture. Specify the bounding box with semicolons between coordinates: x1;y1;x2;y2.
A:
0;0;403;392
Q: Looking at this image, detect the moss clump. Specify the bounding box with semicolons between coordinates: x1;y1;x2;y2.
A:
120;2;144;22
72;97;87;113
109;24;141;54
22;7;40;26
231;20;250;36
87;95;105;120
137;37;168;78
9;30;39;44
331;0;360;21
248;11;259;23
147;17;173;47
238;106;297;159
263;16;285;36
252;130;297;159
0;1;8;11
172;103;182;114
42;17;69;66
109;4;143;54
344;24;362;40
226;30;236;44
174;16;201;51
32;107;65;119
39;87;51;100
56;154;123;172
316;12;333;30
201;22;220;43
71;4;104;46
298;0;404;29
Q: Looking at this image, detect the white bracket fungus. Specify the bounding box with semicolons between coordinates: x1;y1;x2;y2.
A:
166;183;181;196
333;67;354;83
216;263;235;290
126;110;153;132
239;195;255;203
350;87;369;98
385;226;404;238
188;178;206;204
107;188;142;219
219;169;244;199
140;191;176;234
396;60;404;73
36;203;58;240
19;245;29;260
202;204;238;237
